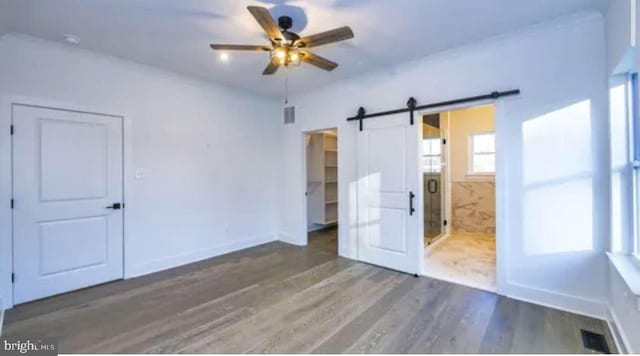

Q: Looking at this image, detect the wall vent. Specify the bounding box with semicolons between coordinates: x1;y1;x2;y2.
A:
580;329;610;354
284;106;295;125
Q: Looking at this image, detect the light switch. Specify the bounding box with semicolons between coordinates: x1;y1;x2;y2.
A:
135;169;146;180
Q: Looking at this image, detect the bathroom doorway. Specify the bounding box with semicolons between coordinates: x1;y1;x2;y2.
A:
422;104;497;292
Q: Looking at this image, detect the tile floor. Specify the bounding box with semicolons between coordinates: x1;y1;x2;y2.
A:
424;233;496;292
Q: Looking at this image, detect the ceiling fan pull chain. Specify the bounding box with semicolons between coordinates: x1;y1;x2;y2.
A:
284;65;289;105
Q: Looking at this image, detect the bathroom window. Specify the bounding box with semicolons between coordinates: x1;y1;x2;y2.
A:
422;137;441;173
469;132;495;174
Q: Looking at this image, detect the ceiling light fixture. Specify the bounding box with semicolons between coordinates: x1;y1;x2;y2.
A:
63;34;80;46
288;50;300;65
274;48;287;60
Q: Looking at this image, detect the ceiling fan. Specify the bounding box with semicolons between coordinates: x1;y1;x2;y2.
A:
210;6;354;75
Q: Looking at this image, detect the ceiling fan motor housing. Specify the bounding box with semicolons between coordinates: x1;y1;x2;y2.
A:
278;16;293;31
278;16;300;42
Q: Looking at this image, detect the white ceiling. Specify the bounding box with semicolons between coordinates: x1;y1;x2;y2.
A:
2;0;608;98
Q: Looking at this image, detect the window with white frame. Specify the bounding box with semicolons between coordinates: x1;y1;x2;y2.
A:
469;132;495;174
611;71;640;262
631;72;640;260
422;137;441;173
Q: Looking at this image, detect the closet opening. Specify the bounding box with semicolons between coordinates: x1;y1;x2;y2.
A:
422;104;497;292
305;129;339;255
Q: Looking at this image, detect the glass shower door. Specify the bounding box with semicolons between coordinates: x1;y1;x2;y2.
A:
422;114;445;246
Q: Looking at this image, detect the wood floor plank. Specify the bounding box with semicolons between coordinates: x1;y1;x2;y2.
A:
3;229;617;354
86;259;353;353
478;296;519;353
509;300;547;353
310;275;419;354
250;269;410;353
416;287;498;353
178;263;377;353
342;278;453;353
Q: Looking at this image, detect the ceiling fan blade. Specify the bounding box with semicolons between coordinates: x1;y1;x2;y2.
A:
247;6;284;41
210;44;271;51
297;26;354;48
262;59;280;75
301;52;338;71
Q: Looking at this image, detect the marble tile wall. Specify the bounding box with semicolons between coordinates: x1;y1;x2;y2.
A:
451;181;495;234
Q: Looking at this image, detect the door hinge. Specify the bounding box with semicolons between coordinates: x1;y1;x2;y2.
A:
11;273;15;283
10;199;14;209
442;138;446;144
443;219;448;226
10;125;14;135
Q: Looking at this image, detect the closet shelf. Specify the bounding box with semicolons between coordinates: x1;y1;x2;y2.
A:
308;131;339;227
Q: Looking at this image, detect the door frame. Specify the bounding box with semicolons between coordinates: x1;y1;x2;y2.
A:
301;127;340;249
0;95;133;309
417;99;508;295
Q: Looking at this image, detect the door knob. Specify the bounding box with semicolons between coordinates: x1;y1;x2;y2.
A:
106;203;122;210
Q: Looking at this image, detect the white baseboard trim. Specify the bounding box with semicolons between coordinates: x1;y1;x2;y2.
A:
126;233;276;278
505;281;608;320
277;231;305;246
607;306;632;354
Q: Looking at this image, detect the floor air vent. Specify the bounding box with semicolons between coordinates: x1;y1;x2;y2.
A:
284;106;295;124
580;329;610;354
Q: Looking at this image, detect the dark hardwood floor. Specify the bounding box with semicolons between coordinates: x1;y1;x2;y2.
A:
3;227;616;353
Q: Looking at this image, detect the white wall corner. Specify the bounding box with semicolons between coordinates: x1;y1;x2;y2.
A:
277;231;306;246
607;306;632;354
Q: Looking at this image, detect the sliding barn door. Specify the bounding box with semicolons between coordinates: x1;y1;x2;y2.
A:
356;113;420;275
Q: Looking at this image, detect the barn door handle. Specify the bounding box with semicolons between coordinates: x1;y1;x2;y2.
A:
106;203;122;210
409;192;415;215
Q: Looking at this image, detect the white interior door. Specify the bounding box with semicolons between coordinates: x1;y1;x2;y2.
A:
357;113;420;275
13;105;124;304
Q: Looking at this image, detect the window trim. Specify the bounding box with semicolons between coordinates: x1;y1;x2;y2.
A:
631;72;640;264
468;131;496;176
422;136;442;174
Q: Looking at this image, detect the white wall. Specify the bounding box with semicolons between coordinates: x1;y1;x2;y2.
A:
0;0;11;37
606;0;636;74
278;11;610;317
0;34;281;308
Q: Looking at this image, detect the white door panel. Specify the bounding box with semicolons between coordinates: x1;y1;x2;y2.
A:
13;105;123;304
357;113;420;274
40;119;108;201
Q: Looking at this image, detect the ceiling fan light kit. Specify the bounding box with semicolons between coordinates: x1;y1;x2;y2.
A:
209;6;354;75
